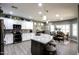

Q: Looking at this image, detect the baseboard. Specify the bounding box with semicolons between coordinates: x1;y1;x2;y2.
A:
70;39;78;43
5;40;31;46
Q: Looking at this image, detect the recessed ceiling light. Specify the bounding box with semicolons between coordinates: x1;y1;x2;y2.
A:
56;14;60;17
38;11;42;15
9;11;13;14
34;22;36;25
38;3;42;7
43;15;47;20
60;17;63;20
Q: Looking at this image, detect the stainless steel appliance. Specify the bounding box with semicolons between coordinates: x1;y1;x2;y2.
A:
13;24;22;43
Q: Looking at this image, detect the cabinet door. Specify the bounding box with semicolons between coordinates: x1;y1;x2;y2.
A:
4;34;13;44
31;40;40;55
31;40;45;55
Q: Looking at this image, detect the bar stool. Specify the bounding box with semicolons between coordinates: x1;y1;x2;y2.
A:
46;40;57;55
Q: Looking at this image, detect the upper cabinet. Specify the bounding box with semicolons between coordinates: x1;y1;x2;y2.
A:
0;17;33;30
22;21;33;29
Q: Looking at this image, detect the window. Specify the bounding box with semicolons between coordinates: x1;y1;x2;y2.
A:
65;24;70;33
50;25;54;32
72;23;77;37
61;25;66;33
61;24;70;34
56;24;70;34
56;25;62;29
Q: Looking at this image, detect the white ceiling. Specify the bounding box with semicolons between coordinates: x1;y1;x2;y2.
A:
0;3;78;22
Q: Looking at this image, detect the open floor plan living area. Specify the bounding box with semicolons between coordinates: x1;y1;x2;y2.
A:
0;3;79;55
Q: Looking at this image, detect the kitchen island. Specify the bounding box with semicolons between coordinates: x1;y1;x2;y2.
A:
31;34;53;55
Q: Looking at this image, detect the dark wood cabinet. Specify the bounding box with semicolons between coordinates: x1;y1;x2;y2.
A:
0;20;4;55
31;40;46;55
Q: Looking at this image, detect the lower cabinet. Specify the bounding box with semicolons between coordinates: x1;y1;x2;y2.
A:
4;34;13;44
31;40;46;55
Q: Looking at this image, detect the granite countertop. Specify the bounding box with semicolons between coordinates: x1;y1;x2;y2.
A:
22;33;53;44
32;34;53;44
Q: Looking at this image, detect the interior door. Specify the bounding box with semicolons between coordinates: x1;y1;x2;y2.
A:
0;20;4;55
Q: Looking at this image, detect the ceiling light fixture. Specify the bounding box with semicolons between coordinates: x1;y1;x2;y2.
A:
60;17;63;20
38;11;42;15
43;15;47;20
56;14;60;17
34;22;36;25
9;11;13;15
38;3;42;7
